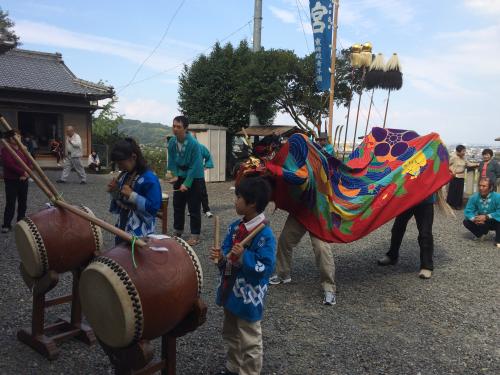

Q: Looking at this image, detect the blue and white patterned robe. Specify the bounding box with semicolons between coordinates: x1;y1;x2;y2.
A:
109;170;162;243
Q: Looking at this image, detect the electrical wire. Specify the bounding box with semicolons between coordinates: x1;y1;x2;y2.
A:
120;0;187;92
117;19;253;93
295;0;310;52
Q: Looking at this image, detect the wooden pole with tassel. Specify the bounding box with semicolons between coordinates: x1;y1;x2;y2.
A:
381;53;403;128
364;89;374;137
382;89;391;128
352;43;372;150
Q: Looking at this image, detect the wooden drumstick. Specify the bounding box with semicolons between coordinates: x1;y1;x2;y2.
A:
213;216;221;264
228;223;266;258
0;138;147;248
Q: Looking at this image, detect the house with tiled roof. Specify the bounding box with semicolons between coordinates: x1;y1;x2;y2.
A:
0;48;114;160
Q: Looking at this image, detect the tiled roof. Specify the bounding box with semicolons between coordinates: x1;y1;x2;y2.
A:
0;49;114;99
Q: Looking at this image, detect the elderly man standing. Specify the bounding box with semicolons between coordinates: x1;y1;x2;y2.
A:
463;177;500;248
57;126;86;184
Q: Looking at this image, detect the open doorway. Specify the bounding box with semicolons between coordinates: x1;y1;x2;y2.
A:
18;112;62;155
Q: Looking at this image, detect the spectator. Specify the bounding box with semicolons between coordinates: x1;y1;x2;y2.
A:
1;130;32;233
23;134;35;158
447;145;475;209
50;138;63;166
88;150;101;172
478;149;500;190
463;177;500;248
57;126;86;184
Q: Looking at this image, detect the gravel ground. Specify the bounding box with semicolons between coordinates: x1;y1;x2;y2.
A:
0;171;499;375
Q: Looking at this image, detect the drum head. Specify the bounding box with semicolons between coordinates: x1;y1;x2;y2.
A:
15;219;45;278
80;259;142;348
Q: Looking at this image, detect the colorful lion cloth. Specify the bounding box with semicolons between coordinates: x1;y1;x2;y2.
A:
259;127;451;243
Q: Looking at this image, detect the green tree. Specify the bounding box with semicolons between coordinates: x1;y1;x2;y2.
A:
0;8;20;53
92;99;124;145
275;48;363;136
179;41;290;134
179;42;362;137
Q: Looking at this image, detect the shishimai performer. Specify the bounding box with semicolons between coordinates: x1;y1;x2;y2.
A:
237;127;452;305
107;138;162;244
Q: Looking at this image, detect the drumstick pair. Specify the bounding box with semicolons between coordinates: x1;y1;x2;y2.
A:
0;115;147;248
212;216;265;264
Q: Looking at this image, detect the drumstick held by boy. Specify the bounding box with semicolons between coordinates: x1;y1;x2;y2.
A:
209;176;276;375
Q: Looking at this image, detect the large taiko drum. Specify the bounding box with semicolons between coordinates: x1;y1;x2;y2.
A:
14;206;104;278
79;236;203;348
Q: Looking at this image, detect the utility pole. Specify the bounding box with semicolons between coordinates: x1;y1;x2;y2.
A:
249;0;262;126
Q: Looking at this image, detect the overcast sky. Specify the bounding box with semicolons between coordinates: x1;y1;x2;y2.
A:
2;0;499;145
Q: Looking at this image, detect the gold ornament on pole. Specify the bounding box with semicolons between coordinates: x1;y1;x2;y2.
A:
350;44;362;68
360;42;373;67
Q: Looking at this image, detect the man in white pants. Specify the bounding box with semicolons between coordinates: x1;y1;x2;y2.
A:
57;126;86;184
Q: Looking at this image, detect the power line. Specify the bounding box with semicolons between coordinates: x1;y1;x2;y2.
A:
120;0;187;92
295;0;310;52
117;19;253;92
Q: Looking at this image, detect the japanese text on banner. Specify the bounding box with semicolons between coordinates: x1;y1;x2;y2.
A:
309;0;333;91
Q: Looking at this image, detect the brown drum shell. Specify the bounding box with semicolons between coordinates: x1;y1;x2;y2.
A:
81;237;201;347
15;206;102;277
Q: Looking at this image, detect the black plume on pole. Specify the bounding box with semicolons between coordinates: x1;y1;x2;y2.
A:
382;53;403;90
365;53;385;90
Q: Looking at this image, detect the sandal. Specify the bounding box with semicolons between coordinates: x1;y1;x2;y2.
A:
186;237;200;246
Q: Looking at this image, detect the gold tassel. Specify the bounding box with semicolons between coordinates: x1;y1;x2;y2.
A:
350;44;362;68
361;42;373;67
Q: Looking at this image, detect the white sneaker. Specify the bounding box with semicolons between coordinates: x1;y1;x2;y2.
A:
269;275;291;285
323;291;337;306
496;243;500;248
1;227;10;233
419;269;432;279
205;211;214;218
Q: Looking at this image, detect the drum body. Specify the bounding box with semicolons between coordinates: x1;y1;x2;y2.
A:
79;237;203;348
15;206;103;278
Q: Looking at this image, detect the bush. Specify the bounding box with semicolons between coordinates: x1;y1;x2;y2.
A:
141;145;166;177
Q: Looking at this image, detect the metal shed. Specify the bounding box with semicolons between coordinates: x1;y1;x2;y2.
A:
189;124;226;182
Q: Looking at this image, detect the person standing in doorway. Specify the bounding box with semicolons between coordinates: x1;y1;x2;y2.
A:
57;126;86;184
199;143;214;218
167;115;204;246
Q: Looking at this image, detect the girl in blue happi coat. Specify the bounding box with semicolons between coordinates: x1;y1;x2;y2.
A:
107;138;162;244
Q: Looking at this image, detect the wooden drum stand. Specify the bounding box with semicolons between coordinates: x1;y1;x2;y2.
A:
17;266;95;360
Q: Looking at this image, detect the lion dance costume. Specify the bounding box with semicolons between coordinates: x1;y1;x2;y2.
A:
238;127;452;243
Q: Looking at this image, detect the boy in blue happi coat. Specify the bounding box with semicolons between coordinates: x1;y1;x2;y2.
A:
210;177;276;375
108;138;162;244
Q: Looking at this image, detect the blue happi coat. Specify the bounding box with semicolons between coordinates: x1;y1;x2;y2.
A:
110;170;162;241
216;219;276;322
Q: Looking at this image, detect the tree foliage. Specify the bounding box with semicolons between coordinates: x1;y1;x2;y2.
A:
0;8;20;53
92;99;124;145
179;42;364;136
